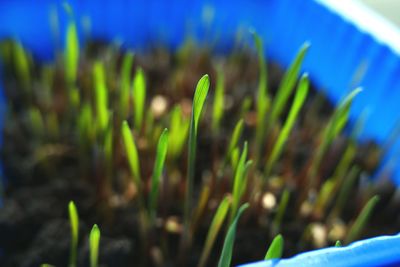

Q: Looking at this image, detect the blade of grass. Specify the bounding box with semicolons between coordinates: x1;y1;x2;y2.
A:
335;240;342;247
120;51;134;119
149;128;169;224
212;66;225;133
345;195;379;244
265;73;309;178
89;224;101;267
93;62;109;133
226;119;244;164
217;203;249;267
68;201;79;267
121;121;141;187
13;41;31;89
133;67;146;132
264;234;284;260
183;74;210;243
198;196;231;267
64;20;79;85
272;189;290;235
269;42;310;128
169;105;190;159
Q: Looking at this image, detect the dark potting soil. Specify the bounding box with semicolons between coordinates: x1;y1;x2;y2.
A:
0;42;399;267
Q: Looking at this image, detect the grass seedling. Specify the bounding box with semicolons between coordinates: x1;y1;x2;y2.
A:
230;142;253;223
198;195;231;267
212;66;225;133
149;128;168;224
64;19;79;86
217;203;249;267
335;240;342;247
272;189;290;235
345;195;380;244
121;120;141;186
120;51;134;119
133;67;146;132
264;234;284;260
13;41;31;90
94;62;109;133
29;107;45;136
265;73;309;178
68;201;79;267
89;224;101;267
168;106;189;159
268;42;310;129
183;74;210;244
225;119;244;165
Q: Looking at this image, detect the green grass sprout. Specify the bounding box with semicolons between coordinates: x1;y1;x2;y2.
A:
68;201;79;267
199;195;231;267
264;234;284;260
29;107;45;136
217;203;249;267
335;240;342;247
183;74;210;242
168;105;190;159
226;119;244;163
64;19;79;85
212;66;225;133
230;142;252;223
272;189;290;234
269;42;310;129
345;195;380;244
94;62;109;133
265;73;309;178
13;41;31;89
149;128;169;223
133;67;146;132
89;224;101;267
121;120;141;187
120;51;134;119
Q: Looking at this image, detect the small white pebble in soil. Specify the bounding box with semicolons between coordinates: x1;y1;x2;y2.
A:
262;192;277;210
328;219;346;242
165;216;182;234
300;201;313;217
310;223;327;248
151;95;168;118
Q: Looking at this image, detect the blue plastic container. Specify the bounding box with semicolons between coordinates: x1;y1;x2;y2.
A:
1;0;400;266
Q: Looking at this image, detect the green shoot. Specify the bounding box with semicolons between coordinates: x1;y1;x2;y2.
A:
226;119;245;163
68;201;79;267
230;147;240;171
41;264;55;267
212;66;225;132
183;74;210;238
269;42;310;128
120;51;134;119
198;196;231;267
89;224;101;267
149;128;169;223
64;20;79;85
345;195;379;244
230;142;253;223
78;103;94;144
264;234;284;260
121;121;141;187
13;42;31;89
133;67;146;132
168;106;190;159
217;203;249;267
29;107;45;136
308;88;362;188
253;32;270;155
272;189;290;234
335;240;342;247
265;73;309;177
93;62;109;133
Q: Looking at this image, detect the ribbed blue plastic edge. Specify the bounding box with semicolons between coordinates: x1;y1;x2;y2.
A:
239;233;400;267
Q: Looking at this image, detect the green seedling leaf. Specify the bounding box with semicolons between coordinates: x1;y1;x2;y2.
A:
94;62;109;132
68;201;79;267
231;142;252;223
169;105;190;159
13;42;31;89
29;107;44;136
265;234;284;260
121;121;141;186
265;73;309;177
120;51;134;119
89;224;101;267
226;119;244;162
345;195;379;244
198;196;231;267
64;20;79;85
149;128;169;223
78;103;94;144
184;74;210;235
273;189;290;234
212;66;225;132
230;147;240;171
308;88;362;188
217;203;249;267
41;264;55;267
335;240;342;247
133;67;146;131
269;42;310;127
